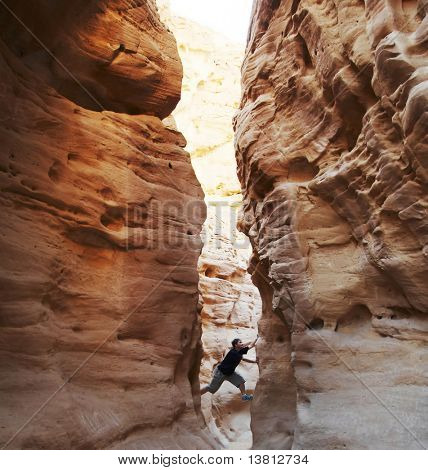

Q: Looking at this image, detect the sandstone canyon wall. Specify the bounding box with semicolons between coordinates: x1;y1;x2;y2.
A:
0;0;214;449
235;0;428;449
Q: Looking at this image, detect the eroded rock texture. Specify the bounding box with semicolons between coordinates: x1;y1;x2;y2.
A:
159;1;244;196
235;0;428;449
0;0;182;117
0;0;213;449
199;204;261;449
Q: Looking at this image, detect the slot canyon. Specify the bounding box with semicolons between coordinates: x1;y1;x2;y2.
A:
0;0;427;451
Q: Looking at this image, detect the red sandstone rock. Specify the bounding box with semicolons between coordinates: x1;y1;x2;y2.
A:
0;1;213;450
0;0;182;117
235;0;428;450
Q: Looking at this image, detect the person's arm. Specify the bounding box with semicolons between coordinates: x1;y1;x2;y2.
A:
215;350;228;368
242;357;258;364
245;334;259;350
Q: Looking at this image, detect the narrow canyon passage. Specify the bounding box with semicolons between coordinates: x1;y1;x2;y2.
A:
159;2;261;449
0;0;427;451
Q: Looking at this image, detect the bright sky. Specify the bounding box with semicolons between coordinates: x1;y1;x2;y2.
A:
169;0;253;44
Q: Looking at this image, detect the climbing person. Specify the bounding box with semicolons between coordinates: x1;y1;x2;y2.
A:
201;335;259;401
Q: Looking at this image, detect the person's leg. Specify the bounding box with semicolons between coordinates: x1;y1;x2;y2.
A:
201;367;225;395
227;372;252;399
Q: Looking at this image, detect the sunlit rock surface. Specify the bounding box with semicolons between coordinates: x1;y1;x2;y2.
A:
199;201;261;449
235;0;428;449
159;1;244;196
0;0;214;450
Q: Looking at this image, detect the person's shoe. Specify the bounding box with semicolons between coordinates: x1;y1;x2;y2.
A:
241;394;253;401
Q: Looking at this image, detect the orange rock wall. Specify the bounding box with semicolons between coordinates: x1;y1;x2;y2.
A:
0;0;182;117
0;0;213;449
235;0;428;449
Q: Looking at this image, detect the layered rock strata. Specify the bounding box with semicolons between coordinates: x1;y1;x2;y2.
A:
235;0;428;449
0;0;213;449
